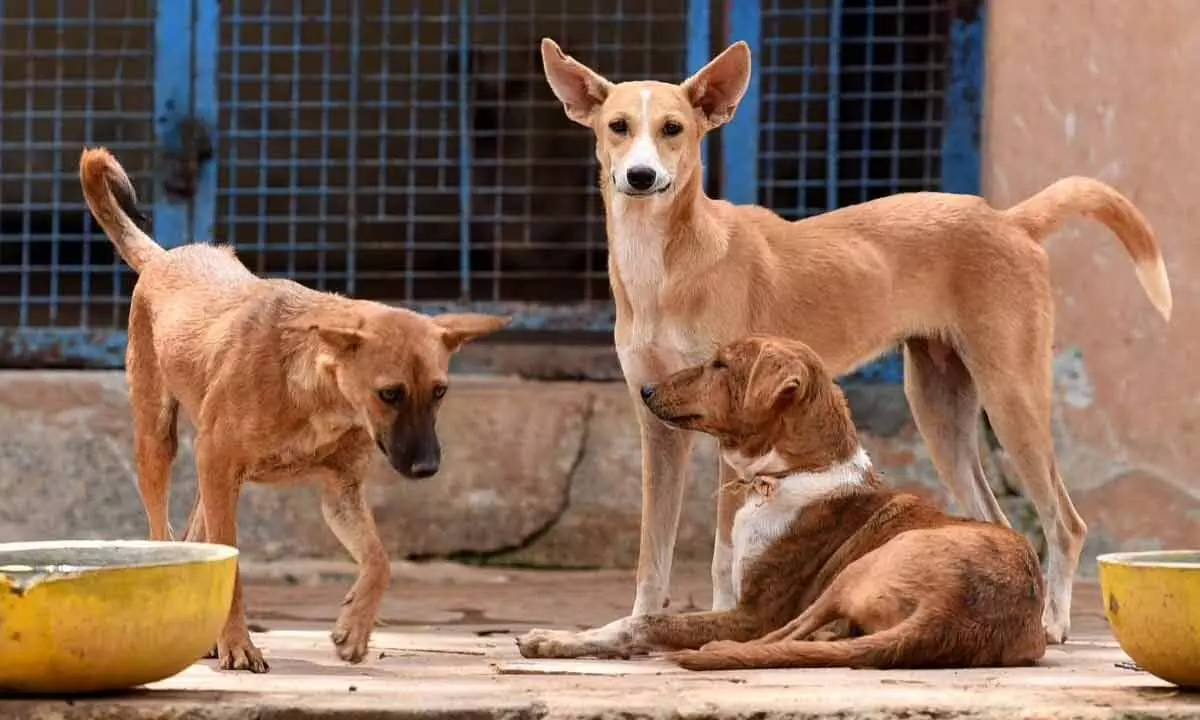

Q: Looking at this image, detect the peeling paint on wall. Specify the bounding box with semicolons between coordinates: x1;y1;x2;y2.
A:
1053;347;1095;409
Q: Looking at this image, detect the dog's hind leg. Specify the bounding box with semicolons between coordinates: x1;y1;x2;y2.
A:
517;609;763;659
126;302;179;541
745;587;846;645
181;492;206;541
963;326;1085;645
903;338;1009;526
182;491;215;659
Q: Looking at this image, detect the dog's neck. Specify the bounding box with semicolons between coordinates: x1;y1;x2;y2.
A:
603;167;729;299
724;445;877;504
723;383;877;506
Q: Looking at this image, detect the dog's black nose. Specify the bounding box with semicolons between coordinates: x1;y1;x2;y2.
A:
640;383;656;401
408;460;439;479
626;166;657;191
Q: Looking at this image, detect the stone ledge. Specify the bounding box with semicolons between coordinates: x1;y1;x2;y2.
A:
0;370;1189;572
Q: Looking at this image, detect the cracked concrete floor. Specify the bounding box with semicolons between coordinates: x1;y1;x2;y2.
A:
3;561;1196;719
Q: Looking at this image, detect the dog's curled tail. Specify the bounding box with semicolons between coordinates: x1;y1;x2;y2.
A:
1004;176;1172;322
670;622;921;672
79;147;164;273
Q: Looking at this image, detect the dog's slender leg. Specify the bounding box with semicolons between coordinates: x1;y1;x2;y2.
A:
182;492;206;542
182;490;216;661
319;470;389;664
196;442;268;673
517;609;762;659
749;586;845;644
972;362;1085;645
631;403;695;616
903;339;1008;525
711;460;742;611
126;306;179;541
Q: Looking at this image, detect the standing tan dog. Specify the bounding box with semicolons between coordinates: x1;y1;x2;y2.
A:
79;148;509;673
517;336;1047;670
539;38;1172;644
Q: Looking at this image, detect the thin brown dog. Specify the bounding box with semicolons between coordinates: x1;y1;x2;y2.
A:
79;148;509;673
517;336;1047;671
539;38;1172;643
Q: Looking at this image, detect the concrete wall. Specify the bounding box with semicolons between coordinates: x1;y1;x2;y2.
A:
0;369;1048;571
985;0;1200;554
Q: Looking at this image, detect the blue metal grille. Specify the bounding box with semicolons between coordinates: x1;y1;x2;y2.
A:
0;0;980;370
723;0;956;384
0;0;156;360
757;0;950;217
217;0;695;328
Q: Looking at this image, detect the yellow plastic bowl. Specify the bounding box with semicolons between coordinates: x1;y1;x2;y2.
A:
0;540;237;695
1097;550;1200;689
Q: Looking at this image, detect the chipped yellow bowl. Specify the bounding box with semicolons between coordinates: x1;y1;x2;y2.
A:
0;540;237;695
1097;550;1200;689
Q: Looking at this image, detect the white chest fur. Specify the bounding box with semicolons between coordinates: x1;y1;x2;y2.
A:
729;447;872;600
610;196;711;385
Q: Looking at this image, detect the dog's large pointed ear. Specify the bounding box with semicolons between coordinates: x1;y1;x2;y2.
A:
435;313;511;352
680;41;752;130
742;344;808;415
541;38;612;127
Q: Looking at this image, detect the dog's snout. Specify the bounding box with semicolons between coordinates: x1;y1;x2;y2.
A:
626;166;657;192
408;459;440;479
640;383;656;402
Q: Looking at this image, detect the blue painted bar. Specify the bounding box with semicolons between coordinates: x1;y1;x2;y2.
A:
942;0;985;195
192;0;219;244
0;305;618;368
722;0;760;205
457;0;472;299
825;0;842;209
686;0;710;189
0;329;130;369
153;0;194;249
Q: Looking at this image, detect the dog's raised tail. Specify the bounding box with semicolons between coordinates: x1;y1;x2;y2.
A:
1004;176;1172;322
670;622;924;672
79;147;164;273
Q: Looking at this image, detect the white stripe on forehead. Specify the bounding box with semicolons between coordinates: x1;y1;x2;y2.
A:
623;88;664;174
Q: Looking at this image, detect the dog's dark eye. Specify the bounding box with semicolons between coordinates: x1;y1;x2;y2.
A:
662;120;683;137
711;359;727;370
377;386;405;405
608;118;628;135
432;384;447;400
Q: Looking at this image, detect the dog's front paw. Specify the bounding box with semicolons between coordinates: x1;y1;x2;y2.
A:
218;635;269;673
331;612;374;663
516;628;634;660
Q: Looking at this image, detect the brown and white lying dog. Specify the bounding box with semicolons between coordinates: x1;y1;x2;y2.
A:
517;336;1047;670
539;38;1172;644
79;148;509;673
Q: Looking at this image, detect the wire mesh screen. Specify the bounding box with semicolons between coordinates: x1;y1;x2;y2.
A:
0;0;155;331
759;0;950;218
218;0;690;308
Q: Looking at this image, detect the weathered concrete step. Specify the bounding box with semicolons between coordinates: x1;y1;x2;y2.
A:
2;370;1191;571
